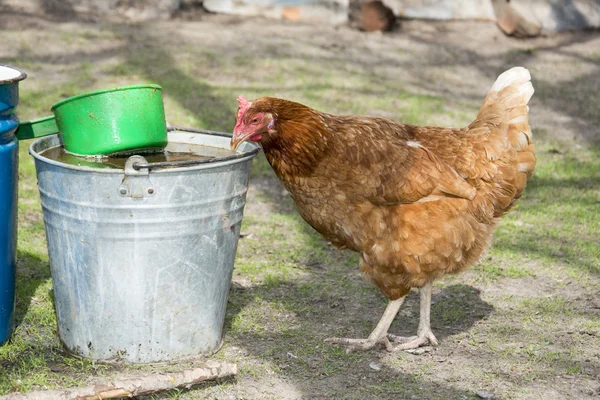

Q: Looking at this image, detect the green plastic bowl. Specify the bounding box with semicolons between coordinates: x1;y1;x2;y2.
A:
16;84;168;156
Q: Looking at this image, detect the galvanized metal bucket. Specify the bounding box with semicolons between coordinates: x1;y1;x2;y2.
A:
29;129;259;362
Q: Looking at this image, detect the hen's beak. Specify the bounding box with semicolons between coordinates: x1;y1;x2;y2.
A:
230;131;252;151
229;132;248;151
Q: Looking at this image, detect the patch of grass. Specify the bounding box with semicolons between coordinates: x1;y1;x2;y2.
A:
519;296;574;315
492;133;600;277
488;324;522;337
321;346;364;376
233;212;324;285
229;297;299;336
250;153;274;178
105;63;131;77
474;260;534;280
433;301;467;326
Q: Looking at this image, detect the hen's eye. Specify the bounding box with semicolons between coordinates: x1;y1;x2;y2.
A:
251;118;259;124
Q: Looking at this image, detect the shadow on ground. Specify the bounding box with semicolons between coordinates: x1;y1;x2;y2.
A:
14;250;51;330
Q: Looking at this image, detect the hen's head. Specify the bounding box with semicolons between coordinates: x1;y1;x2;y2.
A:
231;96;275;151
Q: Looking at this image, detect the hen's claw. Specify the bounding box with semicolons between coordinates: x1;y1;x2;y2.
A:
325;297;406;353
387;334;418;343
324;336;393;353
388;330;438;351
325;282;439;353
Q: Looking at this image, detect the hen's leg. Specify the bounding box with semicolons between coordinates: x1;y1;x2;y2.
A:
388;281;438;350
325;297;405;353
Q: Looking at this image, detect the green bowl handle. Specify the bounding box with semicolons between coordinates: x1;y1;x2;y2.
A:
15;116;58;140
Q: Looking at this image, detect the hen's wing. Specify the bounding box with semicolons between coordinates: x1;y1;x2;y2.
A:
323;117;477;206
316;67;534;216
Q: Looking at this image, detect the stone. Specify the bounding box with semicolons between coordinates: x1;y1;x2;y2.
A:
476;390;494;400
381;0;496;21
507;0;600;33
492;0;542;37
203;0;350;25
115;0;182;21
369;362;382;371
383;0;600;33
360;0;397;31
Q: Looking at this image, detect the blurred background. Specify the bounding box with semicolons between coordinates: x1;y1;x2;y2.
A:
1;1;598;399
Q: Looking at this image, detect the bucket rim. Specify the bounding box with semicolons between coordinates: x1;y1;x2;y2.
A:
0;64;27;84
29;128;260;174
51;84;163;111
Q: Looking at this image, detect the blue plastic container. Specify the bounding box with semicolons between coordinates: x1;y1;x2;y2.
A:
0;65;26;345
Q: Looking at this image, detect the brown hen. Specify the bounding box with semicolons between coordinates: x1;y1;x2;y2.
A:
231;67;535;352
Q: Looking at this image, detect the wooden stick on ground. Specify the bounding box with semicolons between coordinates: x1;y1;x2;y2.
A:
1;361;237;400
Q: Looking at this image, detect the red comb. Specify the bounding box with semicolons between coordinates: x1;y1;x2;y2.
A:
237;95;251;115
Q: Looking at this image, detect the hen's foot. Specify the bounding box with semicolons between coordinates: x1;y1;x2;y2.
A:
387;329;438;351
324;336;393;353
386;334;418;343
325;297;406;353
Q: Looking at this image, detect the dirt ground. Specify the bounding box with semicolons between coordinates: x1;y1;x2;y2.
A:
1;3;599;400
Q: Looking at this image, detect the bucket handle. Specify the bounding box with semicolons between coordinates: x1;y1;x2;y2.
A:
132;150;258;170
119;155;156;199
133;125;260;170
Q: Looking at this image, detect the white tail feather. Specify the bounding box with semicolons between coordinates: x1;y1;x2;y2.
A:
507;81;535;104
509;115;528;124
491;66;532;93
